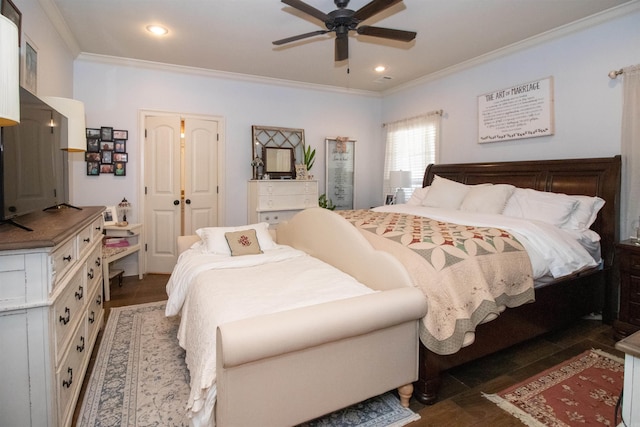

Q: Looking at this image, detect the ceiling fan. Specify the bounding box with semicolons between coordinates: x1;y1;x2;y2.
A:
273;0;417;61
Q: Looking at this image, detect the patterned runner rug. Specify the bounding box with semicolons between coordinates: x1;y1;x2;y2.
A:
78;301;420;427
484;349;624;426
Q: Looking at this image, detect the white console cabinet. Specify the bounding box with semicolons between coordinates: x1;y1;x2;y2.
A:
248;180;318;227
0;206;105;427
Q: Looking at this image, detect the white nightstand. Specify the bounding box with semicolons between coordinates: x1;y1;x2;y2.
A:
103;223;143;300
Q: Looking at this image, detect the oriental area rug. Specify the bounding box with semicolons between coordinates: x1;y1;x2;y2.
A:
483;349;624;427
77;301;420;427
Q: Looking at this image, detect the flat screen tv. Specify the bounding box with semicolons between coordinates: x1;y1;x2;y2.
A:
0;87;69;231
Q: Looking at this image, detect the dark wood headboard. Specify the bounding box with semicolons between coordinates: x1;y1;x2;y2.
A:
423;156;621;269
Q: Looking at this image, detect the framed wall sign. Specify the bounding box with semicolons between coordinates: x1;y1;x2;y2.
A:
325;137;355;210
478;76;554;143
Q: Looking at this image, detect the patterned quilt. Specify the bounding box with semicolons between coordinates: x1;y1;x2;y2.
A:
336;210;535;355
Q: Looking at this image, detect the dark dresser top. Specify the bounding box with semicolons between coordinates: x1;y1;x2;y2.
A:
0;206;105;251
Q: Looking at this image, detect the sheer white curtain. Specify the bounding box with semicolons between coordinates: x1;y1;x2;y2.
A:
382;111;442;199
621;65;640;240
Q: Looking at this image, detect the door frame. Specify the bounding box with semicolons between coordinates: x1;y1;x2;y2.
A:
138;109;226;274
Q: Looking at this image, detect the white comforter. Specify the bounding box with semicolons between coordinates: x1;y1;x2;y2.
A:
372;204;600;280
165;244;375;426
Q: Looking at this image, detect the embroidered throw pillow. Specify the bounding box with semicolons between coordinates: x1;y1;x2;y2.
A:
225;229;263;256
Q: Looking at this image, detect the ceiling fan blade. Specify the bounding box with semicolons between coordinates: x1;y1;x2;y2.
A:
335;36;348;61
353;0;403;22
356;25;416;42
273;30;329;45
281;0;330;22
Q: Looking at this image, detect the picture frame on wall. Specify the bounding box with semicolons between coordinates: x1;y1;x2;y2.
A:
87;161;100;176
1;0;22;46
85;152;100;162
100;140;114;151
100;126;113;141
100;164;114;174
113;130;128;139
385;194;395;205
86;128;100;138
113;152;128;162
101;150;113;164
114;162;126;176
23;37;37;95
86;138;100;153
114;139;126;153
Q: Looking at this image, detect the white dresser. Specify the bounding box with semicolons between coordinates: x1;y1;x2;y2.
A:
0;206;105;427
248;180;318;226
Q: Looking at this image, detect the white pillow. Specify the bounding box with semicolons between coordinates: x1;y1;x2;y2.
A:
421;175;471;209
460;184;515;214
406;186;430;206
196;222;276;255
502;188;579;227
561;195;605;230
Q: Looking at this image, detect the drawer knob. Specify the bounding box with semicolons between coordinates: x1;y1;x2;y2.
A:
84;237;91;243
88;268;94;280
96;257;102;267
75;286;84;300
63;255;72;262
62;368;73;388
89;311;95;324
59;307;70;325
77;336;85;353
96;294;102;305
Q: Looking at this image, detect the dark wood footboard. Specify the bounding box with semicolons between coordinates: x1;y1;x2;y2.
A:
414;155;621;404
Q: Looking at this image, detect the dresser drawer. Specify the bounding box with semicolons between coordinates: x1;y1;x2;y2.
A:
56;318;87;427
257;210;299;226
87;285;104;343
0;255;26;308
86;244;103;296
256;194;317;210
51;238;77;289
620;252;640;274
255;181;317;196
629;301;640;326
630;274;640;303
53;268;86;361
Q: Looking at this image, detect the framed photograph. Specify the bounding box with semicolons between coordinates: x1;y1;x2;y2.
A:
85;152;100;162
114;162;126;176
101;150;113;164
1;0;21;46
23;37;37;95
100;126;114;141
86;161;100;176
385;194;395;205
103;206;118;226
86;128;100;138
295;163;307;180
86;138;100;153
113;152;128;162
114;139;126;153
113;130;128;140
100;164;114;174
325;137;356;210
100;140;114;151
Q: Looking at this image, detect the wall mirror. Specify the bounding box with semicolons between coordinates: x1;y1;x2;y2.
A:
252;125;304;178
263;146;294;178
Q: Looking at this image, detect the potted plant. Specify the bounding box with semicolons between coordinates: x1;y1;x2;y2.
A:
318;194;336;210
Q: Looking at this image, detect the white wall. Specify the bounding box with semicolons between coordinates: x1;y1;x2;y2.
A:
382;8;640;164
71;61;382;225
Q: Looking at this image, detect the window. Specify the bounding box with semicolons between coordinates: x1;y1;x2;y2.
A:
383;111;442;199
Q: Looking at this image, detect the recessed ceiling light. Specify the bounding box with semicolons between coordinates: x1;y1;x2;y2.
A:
146;25;168;36
374;65;386;73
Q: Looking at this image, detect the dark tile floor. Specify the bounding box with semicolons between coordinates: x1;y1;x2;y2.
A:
73;274;623;426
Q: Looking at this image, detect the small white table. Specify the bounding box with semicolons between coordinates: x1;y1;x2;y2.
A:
102;223;143;301
615;330;640;426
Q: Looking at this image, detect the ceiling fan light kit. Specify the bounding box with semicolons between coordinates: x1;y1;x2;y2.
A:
273;0;416;62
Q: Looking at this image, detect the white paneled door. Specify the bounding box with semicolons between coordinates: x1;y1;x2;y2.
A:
144;115;219;273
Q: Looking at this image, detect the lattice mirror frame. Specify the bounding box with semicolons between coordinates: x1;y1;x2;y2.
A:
252;126;305;178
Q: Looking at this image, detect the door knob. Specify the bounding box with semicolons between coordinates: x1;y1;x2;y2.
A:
173;200;180;205
185;199;191;205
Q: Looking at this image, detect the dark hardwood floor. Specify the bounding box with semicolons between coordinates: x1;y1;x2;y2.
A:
74;274;623;426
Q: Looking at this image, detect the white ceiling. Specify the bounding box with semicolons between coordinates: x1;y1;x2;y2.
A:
47;0;636;93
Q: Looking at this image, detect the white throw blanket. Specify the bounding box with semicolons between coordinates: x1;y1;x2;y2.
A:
165;245;375;426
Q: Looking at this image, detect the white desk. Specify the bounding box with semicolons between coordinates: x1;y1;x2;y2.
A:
102;223;143;301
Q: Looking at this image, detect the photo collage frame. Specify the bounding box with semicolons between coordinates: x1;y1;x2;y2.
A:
85;126;128;176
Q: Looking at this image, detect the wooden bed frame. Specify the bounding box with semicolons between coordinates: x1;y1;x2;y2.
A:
415;155;621;404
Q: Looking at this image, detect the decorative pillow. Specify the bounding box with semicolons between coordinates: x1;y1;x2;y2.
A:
561;195;605;230
225;229;263;256
406;186;430;206
421;175;471;209
460;184;515;214
196;222;275;255
502;188;579;227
